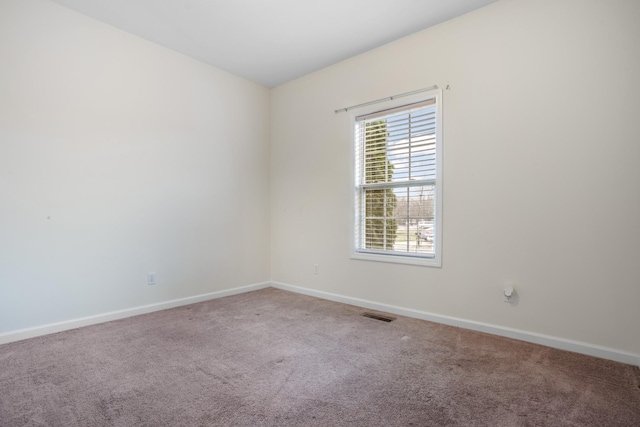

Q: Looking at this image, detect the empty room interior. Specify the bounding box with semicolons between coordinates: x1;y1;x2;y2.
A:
1;0;639;425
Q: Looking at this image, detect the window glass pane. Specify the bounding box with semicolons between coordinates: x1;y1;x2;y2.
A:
365;107;436;183
361;185;434;257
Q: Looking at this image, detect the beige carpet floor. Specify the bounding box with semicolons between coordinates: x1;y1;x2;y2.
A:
1;287;639;426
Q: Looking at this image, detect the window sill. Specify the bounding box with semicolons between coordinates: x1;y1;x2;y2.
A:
351;251;441;268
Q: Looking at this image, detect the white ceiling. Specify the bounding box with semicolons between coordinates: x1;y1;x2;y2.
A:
51;0;497;88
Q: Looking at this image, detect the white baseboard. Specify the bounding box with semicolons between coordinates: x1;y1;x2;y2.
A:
0;281;271;345
271;281;640;367
3;280;638;368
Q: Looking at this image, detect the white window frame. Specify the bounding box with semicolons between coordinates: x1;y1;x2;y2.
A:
351;89;443;267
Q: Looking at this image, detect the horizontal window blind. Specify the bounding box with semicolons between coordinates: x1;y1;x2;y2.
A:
355;96;438;259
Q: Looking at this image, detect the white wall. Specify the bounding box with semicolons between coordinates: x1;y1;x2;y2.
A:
0;0;270;333
271;0;640;358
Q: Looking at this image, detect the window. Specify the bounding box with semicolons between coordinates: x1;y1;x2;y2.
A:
353;90;442;266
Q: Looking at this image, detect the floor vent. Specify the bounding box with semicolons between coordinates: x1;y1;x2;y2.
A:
361;312;396;322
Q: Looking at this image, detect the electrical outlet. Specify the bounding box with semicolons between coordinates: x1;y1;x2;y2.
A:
147;272;156;286
314;264;319;275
